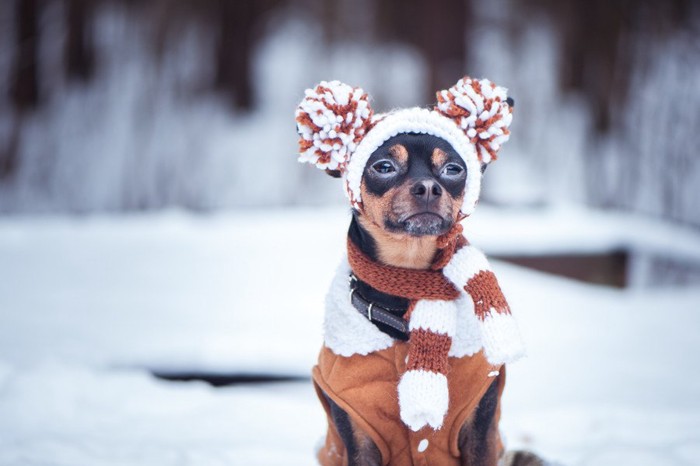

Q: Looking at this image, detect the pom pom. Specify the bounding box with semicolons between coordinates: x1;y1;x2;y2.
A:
295;81;374;172
435;76;513;163
398;370;449;431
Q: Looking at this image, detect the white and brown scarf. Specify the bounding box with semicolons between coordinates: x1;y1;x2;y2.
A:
338;226;525;432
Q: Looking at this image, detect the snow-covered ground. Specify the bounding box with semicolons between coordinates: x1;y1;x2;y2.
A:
1;207;700;465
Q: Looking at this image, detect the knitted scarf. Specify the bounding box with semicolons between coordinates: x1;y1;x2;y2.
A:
346;227;524;432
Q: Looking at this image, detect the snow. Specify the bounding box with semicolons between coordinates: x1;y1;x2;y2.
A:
0;362;323;466
467;205;700;263
501;266;700;464
0;209;348;373
1;207;700;465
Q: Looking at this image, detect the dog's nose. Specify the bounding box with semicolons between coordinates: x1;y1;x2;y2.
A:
410;179;442;201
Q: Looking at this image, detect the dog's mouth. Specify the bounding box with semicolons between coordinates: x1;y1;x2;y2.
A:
390;212;451;236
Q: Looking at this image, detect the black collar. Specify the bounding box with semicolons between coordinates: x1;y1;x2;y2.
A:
349;274;410;341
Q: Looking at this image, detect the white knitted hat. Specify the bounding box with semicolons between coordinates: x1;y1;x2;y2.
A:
295;76;513;215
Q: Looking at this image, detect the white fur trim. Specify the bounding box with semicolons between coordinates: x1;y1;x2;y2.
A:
343;107;482;215
322;258;394;356
480;311;526;365
449;294;483;357
409;300;458;336
397;370;449;431
443;244;491;287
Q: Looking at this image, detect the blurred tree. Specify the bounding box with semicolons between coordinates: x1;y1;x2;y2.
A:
9;0;40;111
520;0;698;223
214;0;255;110
524;0;695;134
419;0;471;100
376;0;471;103
140;0;280;111
556;0;629;133
3;0;41;180
64;0;95;82
0;0;697;225
212;0;279;111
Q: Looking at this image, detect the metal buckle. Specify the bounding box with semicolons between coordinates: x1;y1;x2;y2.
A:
348;273;359;302
348;274;357;301
348;273;374;323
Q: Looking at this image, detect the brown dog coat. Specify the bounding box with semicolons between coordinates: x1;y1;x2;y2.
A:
313;344;505;465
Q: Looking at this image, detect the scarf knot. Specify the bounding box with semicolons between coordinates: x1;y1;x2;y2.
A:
346;238;460;301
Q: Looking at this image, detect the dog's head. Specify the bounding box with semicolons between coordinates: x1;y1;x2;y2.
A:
359;133;466;237
295;77;513;229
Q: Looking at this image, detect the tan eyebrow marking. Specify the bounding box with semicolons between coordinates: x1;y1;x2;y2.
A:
432;147;448;167
388;144;409;165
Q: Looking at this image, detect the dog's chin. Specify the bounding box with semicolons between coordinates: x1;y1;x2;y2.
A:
386;212;452;236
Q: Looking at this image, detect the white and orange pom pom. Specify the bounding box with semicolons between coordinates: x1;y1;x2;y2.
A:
295;81;374;172
435;77;513;164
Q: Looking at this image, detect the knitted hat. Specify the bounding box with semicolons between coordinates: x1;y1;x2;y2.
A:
295;76;513;215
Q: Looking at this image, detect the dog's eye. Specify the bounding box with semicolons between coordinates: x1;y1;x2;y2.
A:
372;160;396;174
442;163;464;176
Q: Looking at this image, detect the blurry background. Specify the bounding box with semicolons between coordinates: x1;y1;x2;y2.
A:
1;1;700;465
1;0;699;222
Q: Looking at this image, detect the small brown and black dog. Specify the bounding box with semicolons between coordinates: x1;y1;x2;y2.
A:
315;133;545;466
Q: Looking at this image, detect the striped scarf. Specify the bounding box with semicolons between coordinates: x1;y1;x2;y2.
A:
346;228;525;432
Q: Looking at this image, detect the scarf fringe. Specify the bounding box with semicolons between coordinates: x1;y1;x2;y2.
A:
397;370;449;431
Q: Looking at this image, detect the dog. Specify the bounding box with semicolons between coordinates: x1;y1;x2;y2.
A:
296;78;542;465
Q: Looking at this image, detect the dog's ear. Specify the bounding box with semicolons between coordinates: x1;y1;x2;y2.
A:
295;81;374;176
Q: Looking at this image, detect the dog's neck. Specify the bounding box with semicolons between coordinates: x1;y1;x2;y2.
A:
350;214;438;270
347;215;424;339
